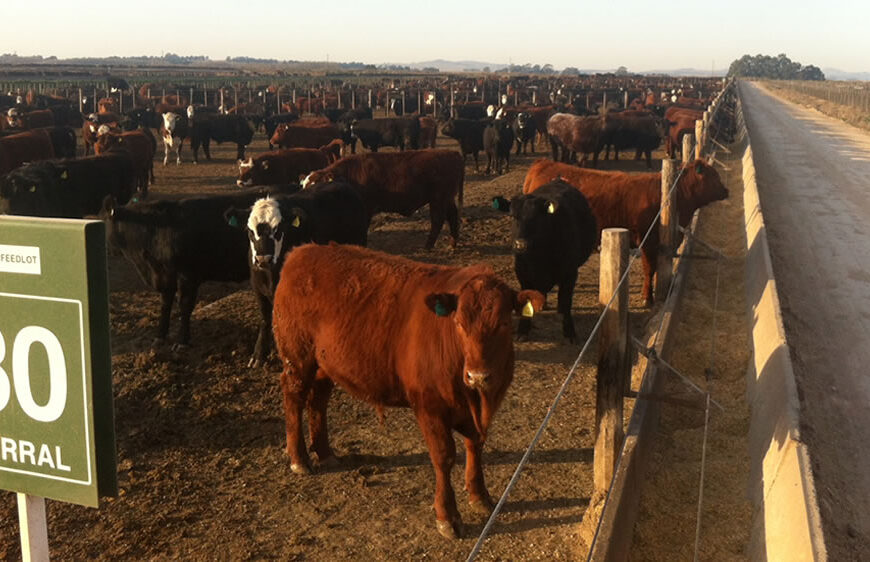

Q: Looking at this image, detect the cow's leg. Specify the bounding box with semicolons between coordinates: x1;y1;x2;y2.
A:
446;200;460;249
163;139;170;166
236;143;245;161
463;437;493;514
176;277;199;346
190;137;200;164
202;139;212;160
157;286;175;342
416;410;461;539
280;357;316;475
249;291;273;368
645;149;652;170
640;240;656;307
307;373;336;465
176;138;183;165
504;150;510;173
472;150;479;172
425;202;446;250
557;270;578;343
515;138;522;155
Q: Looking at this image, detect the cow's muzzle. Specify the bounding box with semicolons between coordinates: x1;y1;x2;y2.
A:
254;255;273;268
236;179;252;188
465;371;488;390
513;238;528;253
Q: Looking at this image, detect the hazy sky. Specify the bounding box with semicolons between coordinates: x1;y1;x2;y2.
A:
2;0;864;72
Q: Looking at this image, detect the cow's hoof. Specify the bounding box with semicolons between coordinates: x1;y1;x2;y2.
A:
290;462;311;475
470;496;494;515
170;343;189;352
316;454;339;468
435;518;462;539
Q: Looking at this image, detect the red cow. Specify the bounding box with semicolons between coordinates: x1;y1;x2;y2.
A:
302;149;464;248
418;116;437;148
272;243;543;538
95;128;155;196
523;158;728;305
0;129;55;175
270;122;340;149
98;98;118;114
546;113;604;166
236;148;331;187
82;114;120;156
664;106;704;158
5;109;55;130
319;139;343;163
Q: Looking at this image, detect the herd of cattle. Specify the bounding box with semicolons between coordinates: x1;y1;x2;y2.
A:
0;82;734;538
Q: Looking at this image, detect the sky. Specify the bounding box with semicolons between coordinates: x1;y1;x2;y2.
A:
1;0;865;72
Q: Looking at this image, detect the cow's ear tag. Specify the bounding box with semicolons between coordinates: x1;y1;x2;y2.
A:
29;185;36;193
132;197;139;203
61;170;68;180
435;301;449;317
291;216;301;228
522;301;535;318
228;215;239;227
547;202;556;214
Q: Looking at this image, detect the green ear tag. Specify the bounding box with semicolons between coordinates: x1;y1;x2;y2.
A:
435;302;448;317
492;198;501;210
228;216;239;227
61;170;68;180
522;301;535;318
131;197;139;203
291;216;301;228
547;202;555;214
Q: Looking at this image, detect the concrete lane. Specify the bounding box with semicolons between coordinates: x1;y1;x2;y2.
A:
741;80;870;559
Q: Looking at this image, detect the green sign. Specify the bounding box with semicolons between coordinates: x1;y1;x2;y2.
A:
0;216;116;507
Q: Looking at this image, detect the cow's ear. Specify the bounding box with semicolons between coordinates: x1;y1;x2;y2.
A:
491;195;511;212
425;293;458;317
287;207;308;229
514;290;544;317
223;206;248;228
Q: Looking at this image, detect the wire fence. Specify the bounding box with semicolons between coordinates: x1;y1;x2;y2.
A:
770;79;870;113
465;82;736;561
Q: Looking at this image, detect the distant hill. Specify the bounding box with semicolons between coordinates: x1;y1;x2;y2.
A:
823;68;870;81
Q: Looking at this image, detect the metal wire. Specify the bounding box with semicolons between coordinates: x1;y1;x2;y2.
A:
466;84;735;561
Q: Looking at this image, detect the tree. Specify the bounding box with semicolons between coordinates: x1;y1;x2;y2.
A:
615;66;628;76
562;66;580;76
727;53;824;80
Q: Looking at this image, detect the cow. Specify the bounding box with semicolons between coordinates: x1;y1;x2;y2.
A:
0;153;136;217
236;148;331;187
159;112;188;165
270;122;340;150
440;118;489;171
82;113;121;156
663;106;703;158
349;116;420;152
271;243;544;538
12;109;55;130
418;116;438;149
223;182;369;367
264;113;300;149
546;113;604;167
491;180;597;341
319;139;343;163
439;101;487;121
302;149;464;249
513;111;536;155
188;114;255;162
94;128;155;196
483;119;514;175
600;111;662;169
0;126;76;159
99;187;297;346
0;129;55;175
522;158;729;305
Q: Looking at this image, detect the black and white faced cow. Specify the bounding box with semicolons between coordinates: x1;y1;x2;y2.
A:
492;179;597;342
224;181;370;367
159;112;188;165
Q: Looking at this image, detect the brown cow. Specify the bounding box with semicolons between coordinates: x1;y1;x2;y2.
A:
0;129;55;175
98;98;118;114
236;148;331;187
302;149;464;248
523;158;728;305
419;115;438;148
95;128;155;196
270;122;340;149
4;109;55;130
319;139;343;163
546;113;604;167
271;243;544;538
664;106;703;158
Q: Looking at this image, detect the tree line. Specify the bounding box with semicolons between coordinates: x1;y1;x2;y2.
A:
728;53;824;80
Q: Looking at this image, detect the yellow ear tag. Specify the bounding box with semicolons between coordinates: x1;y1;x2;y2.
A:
61;170;68;180
522;301;535;318
29;185;36;193
291;216;301;228
547;202;556;214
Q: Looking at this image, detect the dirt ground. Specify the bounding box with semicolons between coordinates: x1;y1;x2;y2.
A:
1;114;744;560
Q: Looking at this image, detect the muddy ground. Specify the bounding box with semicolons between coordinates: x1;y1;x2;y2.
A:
1;115;747;560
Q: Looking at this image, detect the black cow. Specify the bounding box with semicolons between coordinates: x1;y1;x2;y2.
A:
601;112;662;169
493;179;597;342
264;113;300;150
390;97;419;116
189;114;254;162
483;119;514;175
1;153;136;218
513;112;536;155
122;107;160;130
350;116;420;152
322;107;372;123
223;181;370;367
441;118;490;171
438;102;487;121
99;186;297;346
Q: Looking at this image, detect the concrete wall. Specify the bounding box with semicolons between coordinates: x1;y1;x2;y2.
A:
740;89;828;561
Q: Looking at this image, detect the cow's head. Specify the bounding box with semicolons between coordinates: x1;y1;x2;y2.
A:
503;190;567;254
162;112;178;136
301;170;333;190
677;159;729;224
225;197;299;271
186;105;195;119
501;94;508;106
425;276;544;393
515;112;531;130
236;157;260;187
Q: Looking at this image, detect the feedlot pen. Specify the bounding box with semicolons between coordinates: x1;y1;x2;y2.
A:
1;120;750;560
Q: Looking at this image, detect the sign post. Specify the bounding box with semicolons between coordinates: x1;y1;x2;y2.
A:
0;216;117;559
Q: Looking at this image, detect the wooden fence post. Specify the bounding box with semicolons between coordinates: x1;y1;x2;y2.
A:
78;88;83;114
368;89;372;109
386;91;390;117
682;133;693;165
624;90;629;108
451;87;455;118
656;159;679;300
595;227;630;494
694;119;704;160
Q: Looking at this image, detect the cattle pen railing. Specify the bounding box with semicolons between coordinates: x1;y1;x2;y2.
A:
465;80;736;562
